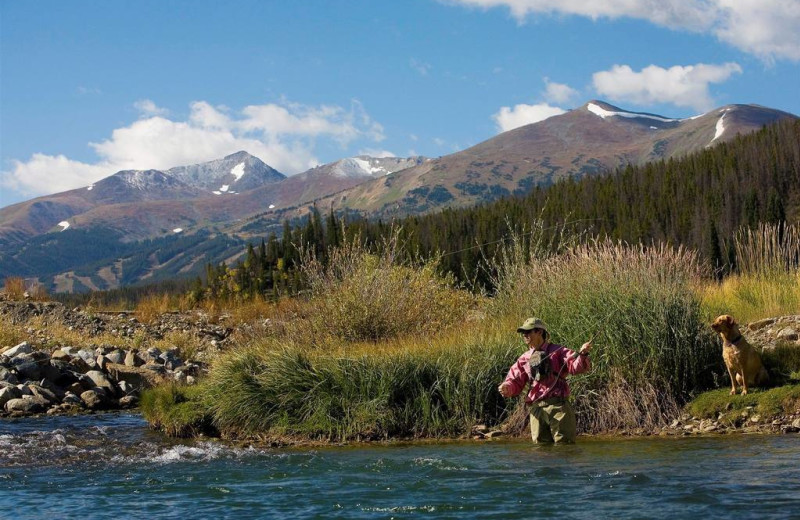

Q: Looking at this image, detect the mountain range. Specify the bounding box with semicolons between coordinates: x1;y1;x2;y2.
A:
1;100;796;293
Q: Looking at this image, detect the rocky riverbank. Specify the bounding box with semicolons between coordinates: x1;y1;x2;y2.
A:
0;340;205;417
0;299;233;418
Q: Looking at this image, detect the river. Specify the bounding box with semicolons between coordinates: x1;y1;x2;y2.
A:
1;413;798;519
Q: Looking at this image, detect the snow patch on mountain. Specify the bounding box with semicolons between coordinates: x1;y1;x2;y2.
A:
58;221;70;231
173;228;183;233
230;163;245;182
708;109;731;146
587;103;677;123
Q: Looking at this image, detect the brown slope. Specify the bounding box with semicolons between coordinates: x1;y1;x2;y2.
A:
312;101;797;217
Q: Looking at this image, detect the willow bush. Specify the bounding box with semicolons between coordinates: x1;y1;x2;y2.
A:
298;232;476;344
491;235;721;433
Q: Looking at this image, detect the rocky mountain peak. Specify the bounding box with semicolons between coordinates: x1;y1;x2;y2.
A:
166;152;286;193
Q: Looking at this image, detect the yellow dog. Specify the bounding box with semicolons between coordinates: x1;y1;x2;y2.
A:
711;315;769;395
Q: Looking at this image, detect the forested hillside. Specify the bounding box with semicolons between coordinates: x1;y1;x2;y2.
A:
200;119;800;298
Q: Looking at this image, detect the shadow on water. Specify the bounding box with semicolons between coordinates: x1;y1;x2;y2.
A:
2;413;800;519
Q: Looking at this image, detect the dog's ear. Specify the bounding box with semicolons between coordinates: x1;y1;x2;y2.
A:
726;315;736;326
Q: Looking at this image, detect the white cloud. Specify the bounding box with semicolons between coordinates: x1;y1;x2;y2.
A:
3;154;112;195
2;99;386;199
410;58;432;76
358;148;396;158
714;0;800;62
592;62;742;111
444;0;800;62
134;99;169;117
493;102;566;132
542;78;579;104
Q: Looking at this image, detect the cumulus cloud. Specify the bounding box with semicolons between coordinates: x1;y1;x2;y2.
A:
592;62;742;111
493;102;566;132
134;99;169;117
444;0;800;62
542;78;579;104
2;99;386;199
714;0;800;62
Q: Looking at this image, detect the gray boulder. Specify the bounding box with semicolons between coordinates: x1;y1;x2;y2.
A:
29;384;59;405
62;392;82;405
85;370;117;394
5;395;49;413
50;349;72;362
145;347;162;363
80;389;109;410
0;386;23;408
118;395;138;408
106;349;125;364
2;342;32;358
15;360;42;381
11;352;35;366
0;366;18;384
124;350;144;367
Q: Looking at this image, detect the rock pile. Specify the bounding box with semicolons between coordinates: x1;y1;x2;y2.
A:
0;341;205;418
657;410;800;436
746;315;800;349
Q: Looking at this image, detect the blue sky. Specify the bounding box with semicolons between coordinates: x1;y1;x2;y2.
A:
2;0;799;208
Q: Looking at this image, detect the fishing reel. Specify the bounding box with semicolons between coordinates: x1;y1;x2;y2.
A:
529;350;553;381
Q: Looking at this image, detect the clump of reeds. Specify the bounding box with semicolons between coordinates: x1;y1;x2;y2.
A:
491;233;719;433
198;329;518;440
735;222;799;276
140;383;215;437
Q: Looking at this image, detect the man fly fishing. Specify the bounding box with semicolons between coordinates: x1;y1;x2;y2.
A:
498;318;593;443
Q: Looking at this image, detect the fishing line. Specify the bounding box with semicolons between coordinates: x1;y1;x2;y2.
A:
439;217;607;258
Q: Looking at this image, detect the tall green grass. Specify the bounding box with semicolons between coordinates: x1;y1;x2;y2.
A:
175;329;518;440
491;237;720;433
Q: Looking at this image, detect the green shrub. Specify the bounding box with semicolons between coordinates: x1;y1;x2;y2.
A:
299;233;475;344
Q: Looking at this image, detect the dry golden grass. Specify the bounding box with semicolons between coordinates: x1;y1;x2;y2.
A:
699;271;800;324
2;277;27;300
700;223;800;323
135;294;171;325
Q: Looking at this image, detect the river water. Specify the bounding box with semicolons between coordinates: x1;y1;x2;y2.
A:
1;413;799;519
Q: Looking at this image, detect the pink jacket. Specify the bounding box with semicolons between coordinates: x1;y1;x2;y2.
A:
503;342;591;403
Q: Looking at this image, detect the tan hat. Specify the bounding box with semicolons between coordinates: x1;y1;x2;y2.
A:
517;317;548;334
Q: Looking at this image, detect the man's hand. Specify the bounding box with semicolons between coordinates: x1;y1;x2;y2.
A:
579;340;593;355
498;382;513;398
